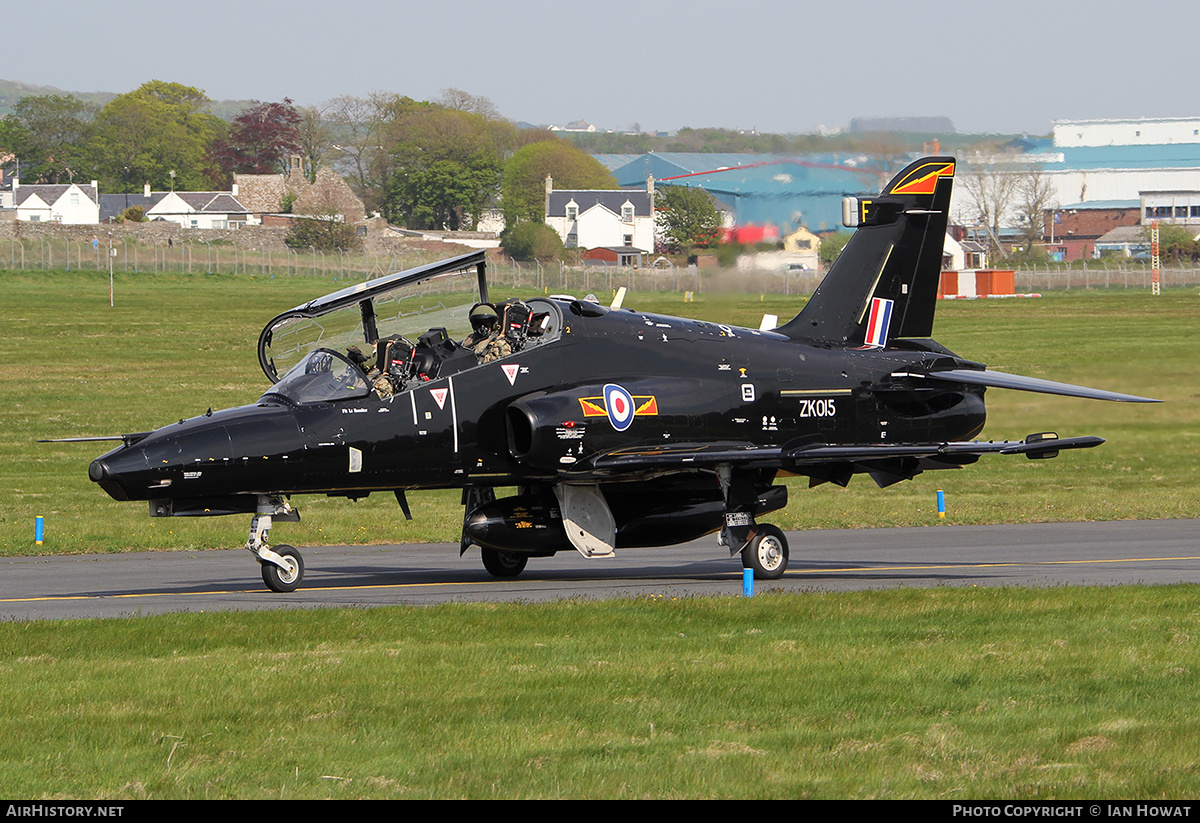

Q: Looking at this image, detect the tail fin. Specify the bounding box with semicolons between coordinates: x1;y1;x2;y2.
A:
778;156;955;345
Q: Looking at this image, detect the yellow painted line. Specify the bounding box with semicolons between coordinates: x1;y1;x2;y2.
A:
3;555;1198;605
0;578;498;604
789;555;1200;575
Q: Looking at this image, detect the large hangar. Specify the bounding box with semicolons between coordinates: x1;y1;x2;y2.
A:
603;152;881;234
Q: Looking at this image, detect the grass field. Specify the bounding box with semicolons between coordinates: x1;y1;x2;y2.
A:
2;270;1196;554
2;587;1199;799
2;271;1199;799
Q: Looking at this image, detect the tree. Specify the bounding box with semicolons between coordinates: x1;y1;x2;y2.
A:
325;93;417;216
437;87;500;120
382;104;515;230
1;94;95;183
1146;224;1200;264
655;185;721;252
501;138;616;226
818;231;853;267
957;154;1020;258
501;221;564;262
284;215;363;252
295;104;333;184
1014;163;1057;255
210;99;302;178
91;81;223;193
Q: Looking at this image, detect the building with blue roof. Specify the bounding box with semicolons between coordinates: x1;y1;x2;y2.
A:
607;153;882;234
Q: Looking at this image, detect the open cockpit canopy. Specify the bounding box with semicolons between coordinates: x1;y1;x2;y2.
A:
257;250;489;383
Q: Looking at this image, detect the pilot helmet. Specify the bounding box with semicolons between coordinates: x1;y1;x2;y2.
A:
470;303;499;335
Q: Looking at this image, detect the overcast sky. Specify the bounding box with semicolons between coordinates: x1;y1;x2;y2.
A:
5;0;1195;136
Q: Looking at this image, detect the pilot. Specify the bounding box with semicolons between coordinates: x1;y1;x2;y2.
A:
346;345;375;374
473;300;535;363
465;303;512;363
368;337;413;398
464;303;499;351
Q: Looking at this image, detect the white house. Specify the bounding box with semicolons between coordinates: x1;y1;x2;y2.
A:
145;190;253;229
544;176;655;252
11;180;100;224
943;232;988;270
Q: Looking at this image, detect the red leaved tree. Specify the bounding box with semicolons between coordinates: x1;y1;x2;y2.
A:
210;99;303;180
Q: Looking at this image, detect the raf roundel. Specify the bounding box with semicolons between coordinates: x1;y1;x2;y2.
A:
603;383;636;431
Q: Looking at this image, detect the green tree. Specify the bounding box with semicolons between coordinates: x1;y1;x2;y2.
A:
501;138;616;225
284;215;363;252
655;185;721;252
1;94;95;183
1145;224;1200;264
501;221;564;262
818;231;853;266
382;104;515;230
324;93;407;215
91;81;223;193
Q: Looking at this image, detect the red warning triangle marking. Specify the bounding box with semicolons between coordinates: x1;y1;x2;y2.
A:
501;364;519;386
430;388;448;410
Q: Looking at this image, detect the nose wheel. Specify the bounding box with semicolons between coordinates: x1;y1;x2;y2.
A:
261;545;305;593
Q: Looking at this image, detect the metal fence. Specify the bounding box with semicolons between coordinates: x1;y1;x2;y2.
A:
5;236;1197;295
2;236;449;280
1013;263;1200;291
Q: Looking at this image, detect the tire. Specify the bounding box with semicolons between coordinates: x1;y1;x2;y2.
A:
481;547;528;578
741;526;788;580
262;545;304;593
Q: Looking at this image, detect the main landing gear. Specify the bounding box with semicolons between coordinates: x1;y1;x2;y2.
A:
718;466;790;580
740;525;789;580
245;495;305;593
480;547;528;578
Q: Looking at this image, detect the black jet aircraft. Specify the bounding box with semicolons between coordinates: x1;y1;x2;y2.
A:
82;157;1156;591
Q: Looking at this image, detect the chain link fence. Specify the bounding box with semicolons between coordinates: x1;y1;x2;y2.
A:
5;236;1198;295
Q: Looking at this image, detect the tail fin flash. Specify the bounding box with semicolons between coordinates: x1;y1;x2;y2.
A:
778;157;955;345
862;297;894;349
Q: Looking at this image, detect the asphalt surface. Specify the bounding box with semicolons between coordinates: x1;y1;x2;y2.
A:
1;519;1197;621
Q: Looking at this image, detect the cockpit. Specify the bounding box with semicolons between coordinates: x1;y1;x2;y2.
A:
262;349;372;405
257;251;562;404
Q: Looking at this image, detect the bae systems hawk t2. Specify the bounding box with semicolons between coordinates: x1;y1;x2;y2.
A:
80;157;1156;591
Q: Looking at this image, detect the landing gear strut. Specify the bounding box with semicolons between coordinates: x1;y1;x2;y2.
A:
717;465;789;580
245;495;304;592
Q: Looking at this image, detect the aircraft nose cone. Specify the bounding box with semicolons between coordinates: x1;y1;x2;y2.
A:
89;458;109;482
89;445;150;501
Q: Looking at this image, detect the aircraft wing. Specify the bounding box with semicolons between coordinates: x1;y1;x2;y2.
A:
588;433;1102;475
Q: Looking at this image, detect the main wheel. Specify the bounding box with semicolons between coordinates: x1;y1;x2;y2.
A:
262;545;304;593
481;547;528;578
741;526;788;580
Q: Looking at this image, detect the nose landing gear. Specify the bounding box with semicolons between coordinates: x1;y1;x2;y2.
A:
245;495;305;592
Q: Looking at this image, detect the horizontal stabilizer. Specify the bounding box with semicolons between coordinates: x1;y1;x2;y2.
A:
918;369;1160;403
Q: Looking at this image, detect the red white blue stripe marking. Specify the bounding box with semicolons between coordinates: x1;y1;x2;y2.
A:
864;297;894;349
